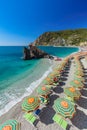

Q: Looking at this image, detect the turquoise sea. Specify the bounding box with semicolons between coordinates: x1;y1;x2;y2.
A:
0;46;79;115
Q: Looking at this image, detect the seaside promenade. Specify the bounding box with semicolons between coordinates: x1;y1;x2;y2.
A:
0;51;87;130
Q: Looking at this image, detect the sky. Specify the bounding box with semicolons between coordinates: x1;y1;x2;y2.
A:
0;0;87;46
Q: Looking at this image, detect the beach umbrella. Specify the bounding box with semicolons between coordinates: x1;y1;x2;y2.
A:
74;71;84;76
74;75;85;82
37;85;51;96
49;71;61;79
70;80;84;89
75;68;83;72
22;96;40;112
75;66;82;69
75;66;83;70
64;87;81;99
43;77;53;84
43;77;58;85
54;65;64;72
0;119;20;130
53;98;76;118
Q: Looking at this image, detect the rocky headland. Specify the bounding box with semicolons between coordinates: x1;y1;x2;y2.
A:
33;28;87;46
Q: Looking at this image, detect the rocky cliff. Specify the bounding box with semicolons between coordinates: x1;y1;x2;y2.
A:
23;44;53;60
33;29;87;46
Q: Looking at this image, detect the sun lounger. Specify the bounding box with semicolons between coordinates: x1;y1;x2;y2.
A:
60;118;68;130
24;112;37;125
53;114;68;130
53;114;62;125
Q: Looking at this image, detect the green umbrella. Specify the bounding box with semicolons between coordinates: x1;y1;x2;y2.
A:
64;87;81;99
53;98;76;118
43;77;59;86
70;80;84;89
43;77;53;85
75;66;83;69
74;71;84;76
53;67;63;73
22;96;40;112
74;76;84;82
48;72;60;78
37;85;51;96
0;119;20;130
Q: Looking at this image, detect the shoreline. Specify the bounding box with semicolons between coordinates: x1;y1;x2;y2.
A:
0;59;60;123
0;48;79;117
0;59;54;117
0;49;87;130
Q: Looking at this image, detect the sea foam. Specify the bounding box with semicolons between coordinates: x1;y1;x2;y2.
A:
0;63;53;116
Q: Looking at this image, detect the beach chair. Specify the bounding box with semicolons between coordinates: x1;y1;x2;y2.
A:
53;114;62;125
53;114;68;130
60;118;68;130
24;112;37;125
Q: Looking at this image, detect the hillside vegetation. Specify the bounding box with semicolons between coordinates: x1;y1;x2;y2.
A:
34;29;87;46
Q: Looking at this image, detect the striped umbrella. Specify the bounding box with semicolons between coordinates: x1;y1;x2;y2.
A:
74;75;85;82
53;67;63;73
75;68;83;72
53;98;76;118
37;85;51;96
70;80;84;89
75;67;83;71
75;62;82;65
64;87;81;99
75;65;82;69
22;96;40;112
74;71;84;76
43;77;53;85
0;120;20;130
49;72;60;77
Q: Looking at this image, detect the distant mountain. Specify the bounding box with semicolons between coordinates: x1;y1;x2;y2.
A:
33;29;87;46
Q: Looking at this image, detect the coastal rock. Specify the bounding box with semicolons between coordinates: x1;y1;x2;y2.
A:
23;44;53;60
23;47;31;60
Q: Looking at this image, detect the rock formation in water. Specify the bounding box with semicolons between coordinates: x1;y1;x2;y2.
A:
23;44;53;60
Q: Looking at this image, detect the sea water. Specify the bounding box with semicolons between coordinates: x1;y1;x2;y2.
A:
0;46;78;116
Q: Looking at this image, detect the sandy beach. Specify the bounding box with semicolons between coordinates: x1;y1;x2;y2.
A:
0;52;87;130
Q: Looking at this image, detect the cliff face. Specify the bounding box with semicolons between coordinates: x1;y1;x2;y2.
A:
23;44;53;60
33;29;87;46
